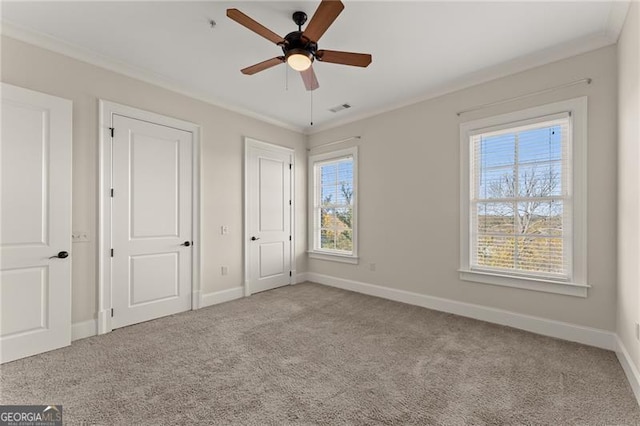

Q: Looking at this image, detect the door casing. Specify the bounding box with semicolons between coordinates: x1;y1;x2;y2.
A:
98;100;201;334
244;137;295;296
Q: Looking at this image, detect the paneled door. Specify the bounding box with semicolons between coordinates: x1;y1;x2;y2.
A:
0;83;72;363
111;115;193;329
245;139;293;295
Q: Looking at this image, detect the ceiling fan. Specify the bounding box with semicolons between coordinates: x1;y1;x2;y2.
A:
227;0;372;91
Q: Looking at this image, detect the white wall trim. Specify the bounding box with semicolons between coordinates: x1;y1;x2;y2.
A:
98;100;202;334
74;287;246;340
0;18;621;137
201;287;244;308
71;319;97;341
605;1;632;43
308;252;360;264
616;336;640;406
307;32;615;135
459;270;589;298
306;272;616;351
0;20;303;134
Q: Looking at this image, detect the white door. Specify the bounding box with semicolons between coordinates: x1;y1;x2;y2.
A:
245;139;293;295
111;115;193;329
0;83;72;363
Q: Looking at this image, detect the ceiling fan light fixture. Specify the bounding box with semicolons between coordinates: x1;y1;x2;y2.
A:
286;49;313;71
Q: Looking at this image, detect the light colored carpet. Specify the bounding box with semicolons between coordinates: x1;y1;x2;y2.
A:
0;283;638;425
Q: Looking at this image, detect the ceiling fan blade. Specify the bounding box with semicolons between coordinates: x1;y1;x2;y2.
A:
227;9;285;45
302;0;345;43
241;57;285;75
300;66;320;91
316;50;372;67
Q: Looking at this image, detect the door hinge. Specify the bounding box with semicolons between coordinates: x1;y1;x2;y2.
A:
289;200;292;206
111;308;114;317
289;271;292;277
109;127;114;138
110;188;114;197
289;163;292;170
289;235;292;241
110;248;114;257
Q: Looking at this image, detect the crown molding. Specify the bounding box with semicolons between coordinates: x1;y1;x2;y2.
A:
0;19;305;134
605;1;631;43
306;29;617;134
1;1;628;138
307;1;629;135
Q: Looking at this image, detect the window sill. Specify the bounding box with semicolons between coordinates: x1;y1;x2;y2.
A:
308;251;359;264
458;269;589;298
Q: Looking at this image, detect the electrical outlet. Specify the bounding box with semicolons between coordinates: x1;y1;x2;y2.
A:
72;231;90;242
221;225;228;235
221;266;228;276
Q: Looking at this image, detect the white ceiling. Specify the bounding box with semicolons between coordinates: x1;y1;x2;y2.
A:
0;1;628;133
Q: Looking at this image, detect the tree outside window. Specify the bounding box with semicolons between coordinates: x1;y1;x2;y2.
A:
472;122;569;277
319;159;353;253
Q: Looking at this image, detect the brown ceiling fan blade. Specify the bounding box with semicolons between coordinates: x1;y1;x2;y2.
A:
300;66;320;91
316;50;372;67
241;57;285;75
227;9;285;45
302;0;345;43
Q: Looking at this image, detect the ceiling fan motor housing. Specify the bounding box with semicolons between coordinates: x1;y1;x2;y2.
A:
282;31;317;63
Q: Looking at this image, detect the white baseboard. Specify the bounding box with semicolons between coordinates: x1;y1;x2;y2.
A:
72;319;97;341
306;272;616;351
72;288;243;342
295;272;308;284
616;337;640;406
201;286;244;308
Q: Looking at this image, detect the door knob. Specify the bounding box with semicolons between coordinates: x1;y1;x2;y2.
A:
181;241;191;247
49;251;69;259
251;236;260;241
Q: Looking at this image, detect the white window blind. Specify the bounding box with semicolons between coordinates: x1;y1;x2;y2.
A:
470;112;572;279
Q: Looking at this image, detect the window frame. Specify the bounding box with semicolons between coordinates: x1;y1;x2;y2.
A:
459;97;589;297
308;146;359;264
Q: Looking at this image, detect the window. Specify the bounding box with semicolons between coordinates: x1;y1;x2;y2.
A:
308;147;358;263
460;98;588;297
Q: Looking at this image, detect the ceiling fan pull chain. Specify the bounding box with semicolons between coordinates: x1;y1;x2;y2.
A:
310;88;314;126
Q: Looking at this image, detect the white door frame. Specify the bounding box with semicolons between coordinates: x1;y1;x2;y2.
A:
244;137;295;297
98;100;201;334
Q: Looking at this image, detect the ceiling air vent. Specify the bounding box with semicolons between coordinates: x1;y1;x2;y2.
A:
329;103;352;113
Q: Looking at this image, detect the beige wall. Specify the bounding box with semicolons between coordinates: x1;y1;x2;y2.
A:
617;2;640;367
0;36;307;324
0;31;627;334
309;46;618;331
